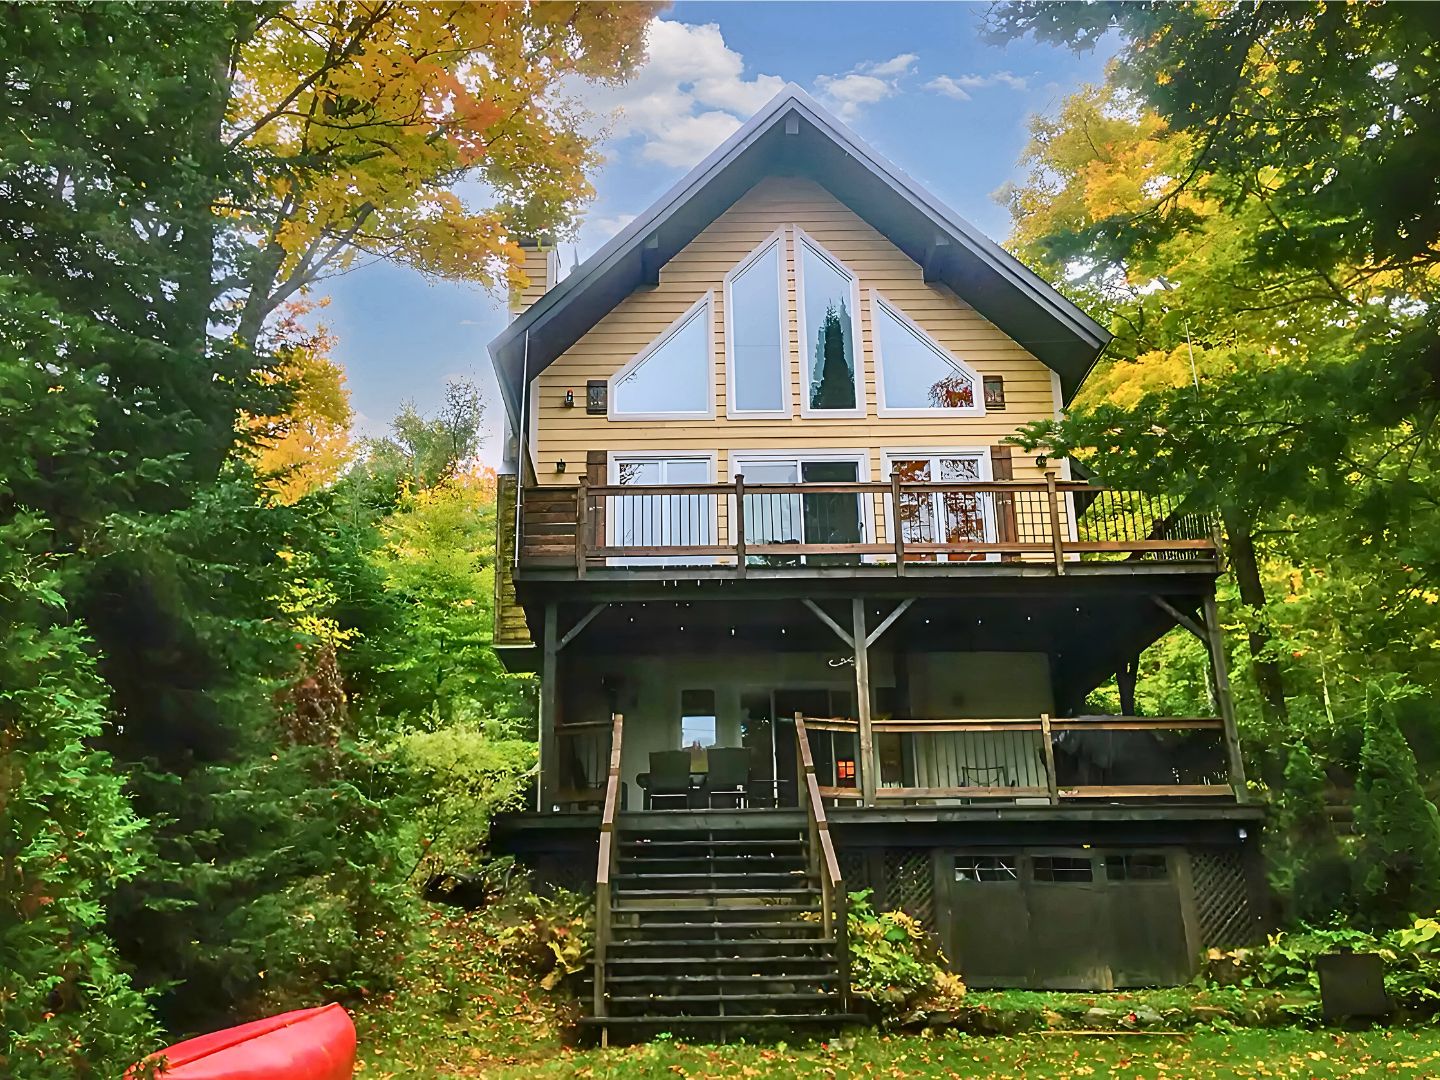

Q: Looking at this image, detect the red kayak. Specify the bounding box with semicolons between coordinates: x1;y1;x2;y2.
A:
129;1003;356;1080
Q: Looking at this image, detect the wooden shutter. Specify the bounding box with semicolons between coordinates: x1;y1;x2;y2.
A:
990;445;1018;561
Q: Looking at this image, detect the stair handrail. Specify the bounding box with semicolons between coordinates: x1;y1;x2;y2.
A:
592;712;623;1040
794;713;850;1011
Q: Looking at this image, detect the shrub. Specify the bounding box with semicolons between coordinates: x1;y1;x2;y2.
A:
493;888;593;991
845;890;966;1022
1273;740;1353;924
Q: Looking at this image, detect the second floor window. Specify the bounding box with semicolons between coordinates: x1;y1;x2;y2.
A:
872;292;983;416
726;231;789;416
610;293;714;419
796;233;862;416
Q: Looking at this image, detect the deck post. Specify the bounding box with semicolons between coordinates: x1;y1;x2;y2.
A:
1045;471;1066;574
574;477;589;579
1202;592;1249;802
890;472;906;574
733;473;747;578
1039;712;1060;805
851;598;877;807
539;603;559;809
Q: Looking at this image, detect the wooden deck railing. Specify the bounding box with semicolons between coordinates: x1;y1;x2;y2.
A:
800;713;1240;805
794;714;850;1010
518;477;1217;574
591;712;623;1043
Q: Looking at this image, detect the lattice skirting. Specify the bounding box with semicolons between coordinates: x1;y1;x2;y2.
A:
836;847;936;933
520;852;596;897
1191;847;1263;948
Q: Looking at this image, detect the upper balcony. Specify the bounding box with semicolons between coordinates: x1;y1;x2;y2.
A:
513;475;1219;582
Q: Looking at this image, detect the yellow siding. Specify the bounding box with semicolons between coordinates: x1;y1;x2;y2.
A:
532;176;1061;507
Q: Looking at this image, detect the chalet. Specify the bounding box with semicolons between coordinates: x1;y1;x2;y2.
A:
488;86;1264;1039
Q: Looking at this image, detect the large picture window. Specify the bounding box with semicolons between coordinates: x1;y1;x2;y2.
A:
872;292;983;416
733;451;868;565
796;233;862;416
609;293;714;419
725;231;789;417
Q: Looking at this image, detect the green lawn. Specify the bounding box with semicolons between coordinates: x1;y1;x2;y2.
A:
360;1027;1440;1079
351;910;1440;1079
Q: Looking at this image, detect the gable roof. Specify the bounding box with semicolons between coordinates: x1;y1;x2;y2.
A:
489;84;1109;428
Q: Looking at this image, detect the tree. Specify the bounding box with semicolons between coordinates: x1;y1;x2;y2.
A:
1354;691;1440;928
251;301;355;503
360;377;487;492
810;302;856;410
1274;741;1351;925
225;1;661;348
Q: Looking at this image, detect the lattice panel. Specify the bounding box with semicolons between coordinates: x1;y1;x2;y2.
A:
838;850;870;895
524;852;595;898
1192;848;1261;948
882;848;935;931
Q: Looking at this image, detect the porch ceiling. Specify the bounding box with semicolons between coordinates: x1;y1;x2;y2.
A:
515;590;1204;709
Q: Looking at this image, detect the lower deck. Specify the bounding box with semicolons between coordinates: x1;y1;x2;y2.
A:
495;805;1267;992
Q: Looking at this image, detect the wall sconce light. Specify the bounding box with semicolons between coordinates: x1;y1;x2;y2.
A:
555;459;567;474
564;389;575;408
1035;454;1049;470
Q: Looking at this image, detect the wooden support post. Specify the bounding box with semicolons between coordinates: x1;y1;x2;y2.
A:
1202;593;1249;801
539;603;559;809
574;477;588;578
733;473;747;578
852;599;877;807
1045;471;1066;574
1117;655;1139;717
1039;712;1059;806
890;472;907;575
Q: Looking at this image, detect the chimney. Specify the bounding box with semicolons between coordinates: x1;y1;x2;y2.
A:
509;235;559;320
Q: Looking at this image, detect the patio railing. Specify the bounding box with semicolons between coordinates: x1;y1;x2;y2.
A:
799;713;1239;805
794;714;849;1010
518;476;1217;575
591;712;623;1042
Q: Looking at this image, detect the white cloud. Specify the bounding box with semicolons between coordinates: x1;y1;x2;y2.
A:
577;19;784;170
862;53;918;78
927;71;1030;101
815;53;918;121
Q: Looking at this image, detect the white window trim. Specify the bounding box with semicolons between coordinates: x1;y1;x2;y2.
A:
729;448;876;560
608;292;716;421
870;291;986;418
794;229;866;419
724;228;791;420
881;447;997;563
606;450;719;567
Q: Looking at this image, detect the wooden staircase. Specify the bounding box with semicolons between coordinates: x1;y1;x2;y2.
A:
584;716;856;1043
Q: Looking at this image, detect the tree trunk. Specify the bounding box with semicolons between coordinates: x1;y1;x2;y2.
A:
1221;505;1289;727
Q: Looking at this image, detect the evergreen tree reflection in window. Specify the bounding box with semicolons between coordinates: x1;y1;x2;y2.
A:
811;301;856;410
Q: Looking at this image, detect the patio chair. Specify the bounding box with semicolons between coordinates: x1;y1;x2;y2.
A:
643;750;694;809
704;747;752;809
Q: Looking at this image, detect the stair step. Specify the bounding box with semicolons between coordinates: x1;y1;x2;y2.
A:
616;887;817;898
580;1012;867;1028
616;872;811;884
608;991;838;1006
604;973;839;986
610;937;837;951
621;839;805;851
609;955;838;968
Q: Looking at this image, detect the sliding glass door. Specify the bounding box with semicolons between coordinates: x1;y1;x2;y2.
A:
734;453;867;566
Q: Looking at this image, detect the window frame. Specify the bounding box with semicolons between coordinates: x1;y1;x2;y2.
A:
870;291;986;418
880;447;997;562
794;229;866;420
729;448;875;561
605;450;719;566
607;292;716;421
724;228;791;420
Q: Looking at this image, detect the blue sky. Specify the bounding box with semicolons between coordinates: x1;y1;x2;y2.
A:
319;3;1115;462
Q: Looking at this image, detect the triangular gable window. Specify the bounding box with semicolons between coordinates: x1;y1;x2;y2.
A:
872;292;983;416
609;293;714;419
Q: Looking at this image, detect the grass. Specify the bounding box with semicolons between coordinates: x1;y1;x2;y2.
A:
351;907;1440;1079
